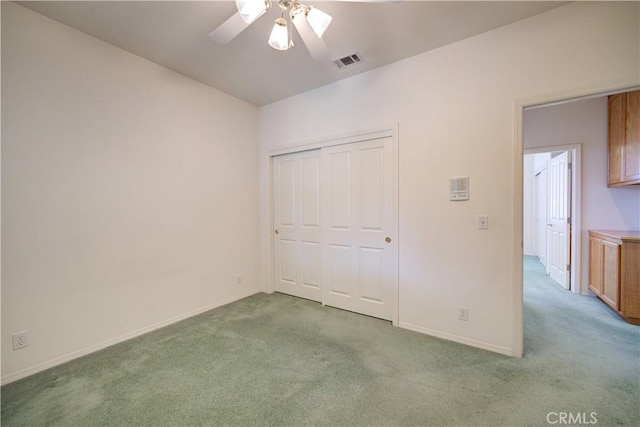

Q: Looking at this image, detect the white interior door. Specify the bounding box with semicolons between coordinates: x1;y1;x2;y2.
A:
320;137;398;321
547;151;571;289
273;150;322;302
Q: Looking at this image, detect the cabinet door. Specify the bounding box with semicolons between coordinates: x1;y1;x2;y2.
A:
589;237;603;296
620;241;640;320
601;240;620;310
608;94;625;185
624;90;640;182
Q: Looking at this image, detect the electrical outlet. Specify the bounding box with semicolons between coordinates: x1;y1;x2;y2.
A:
236;275;243;285
458;307;469;322
12;331;29;350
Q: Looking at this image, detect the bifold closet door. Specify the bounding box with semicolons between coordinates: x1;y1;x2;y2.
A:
321;137;397;321
273;150;322;302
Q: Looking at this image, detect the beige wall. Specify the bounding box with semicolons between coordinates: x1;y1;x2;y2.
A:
1;3;260;383
524;96;640;293
259;2;640;355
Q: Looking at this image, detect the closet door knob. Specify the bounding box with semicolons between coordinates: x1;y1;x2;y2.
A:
275;229;279;235
385;237;392;243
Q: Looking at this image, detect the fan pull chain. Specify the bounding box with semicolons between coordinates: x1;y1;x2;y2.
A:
288;11;294;48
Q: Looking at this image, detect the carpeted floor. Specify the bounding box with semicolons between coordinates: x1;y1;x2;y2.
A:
2;256;639;426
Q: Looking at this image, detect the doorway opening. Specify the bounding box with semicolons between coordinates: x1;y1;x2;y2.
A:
523;147;580;292
515;85;639;357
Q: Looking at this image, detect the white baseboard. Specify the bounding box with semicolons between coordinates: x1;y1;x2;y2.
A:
1;289;262;386
398;321;515;357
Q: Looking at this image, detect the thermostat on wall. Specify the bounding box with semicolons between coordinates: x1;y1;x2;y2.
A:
449;177;469;201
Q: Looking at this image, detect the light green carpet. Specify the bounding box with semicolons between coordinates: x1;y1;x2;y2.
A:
2;256;639;426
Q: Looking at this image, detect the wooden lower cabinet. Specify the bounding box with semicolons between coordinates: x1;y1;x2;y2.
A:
588;230;640;324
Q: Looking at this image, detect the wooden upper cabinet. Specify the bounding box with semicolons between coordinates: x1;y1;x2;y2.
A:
624;90;640;182
608;94;625;184
608;90;640;186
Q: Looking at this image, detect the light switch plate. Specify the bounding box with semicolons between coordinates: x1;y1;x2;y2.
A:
478;215;489;230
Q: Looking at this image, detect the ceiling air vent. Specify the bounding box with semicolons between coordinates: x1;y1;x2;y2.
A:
334;53;363;69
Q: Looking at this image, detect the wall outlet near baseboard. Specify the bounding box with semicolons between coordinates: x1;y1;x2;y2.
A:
12;331;29;350
458;307;469;321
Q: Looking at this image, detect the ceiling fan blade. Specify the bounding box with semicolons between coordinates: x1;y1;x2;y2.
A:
208;12;250;44
292;14;331;62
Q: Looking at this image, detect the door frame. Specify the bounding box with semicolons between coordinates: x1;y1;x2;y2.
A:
524;145;582;294
266;124;400;325
512;80;639;357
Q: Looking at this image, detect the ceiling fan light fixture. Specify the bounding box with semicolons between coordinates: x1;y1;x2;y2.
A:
268;17;291;51
236;0;271;24
214;0;329;59
306;7;332;38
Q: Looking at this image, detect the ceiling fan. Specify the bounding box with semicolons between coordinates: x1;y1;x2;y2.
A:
208;0;397;62
209;0;334;61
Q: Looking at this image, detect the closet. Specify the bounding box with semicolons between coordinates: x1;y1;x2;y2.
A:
272;136;398;321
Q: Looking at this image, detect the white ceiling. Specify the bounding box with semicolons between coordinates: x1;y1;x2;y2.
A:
17;1;569;106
